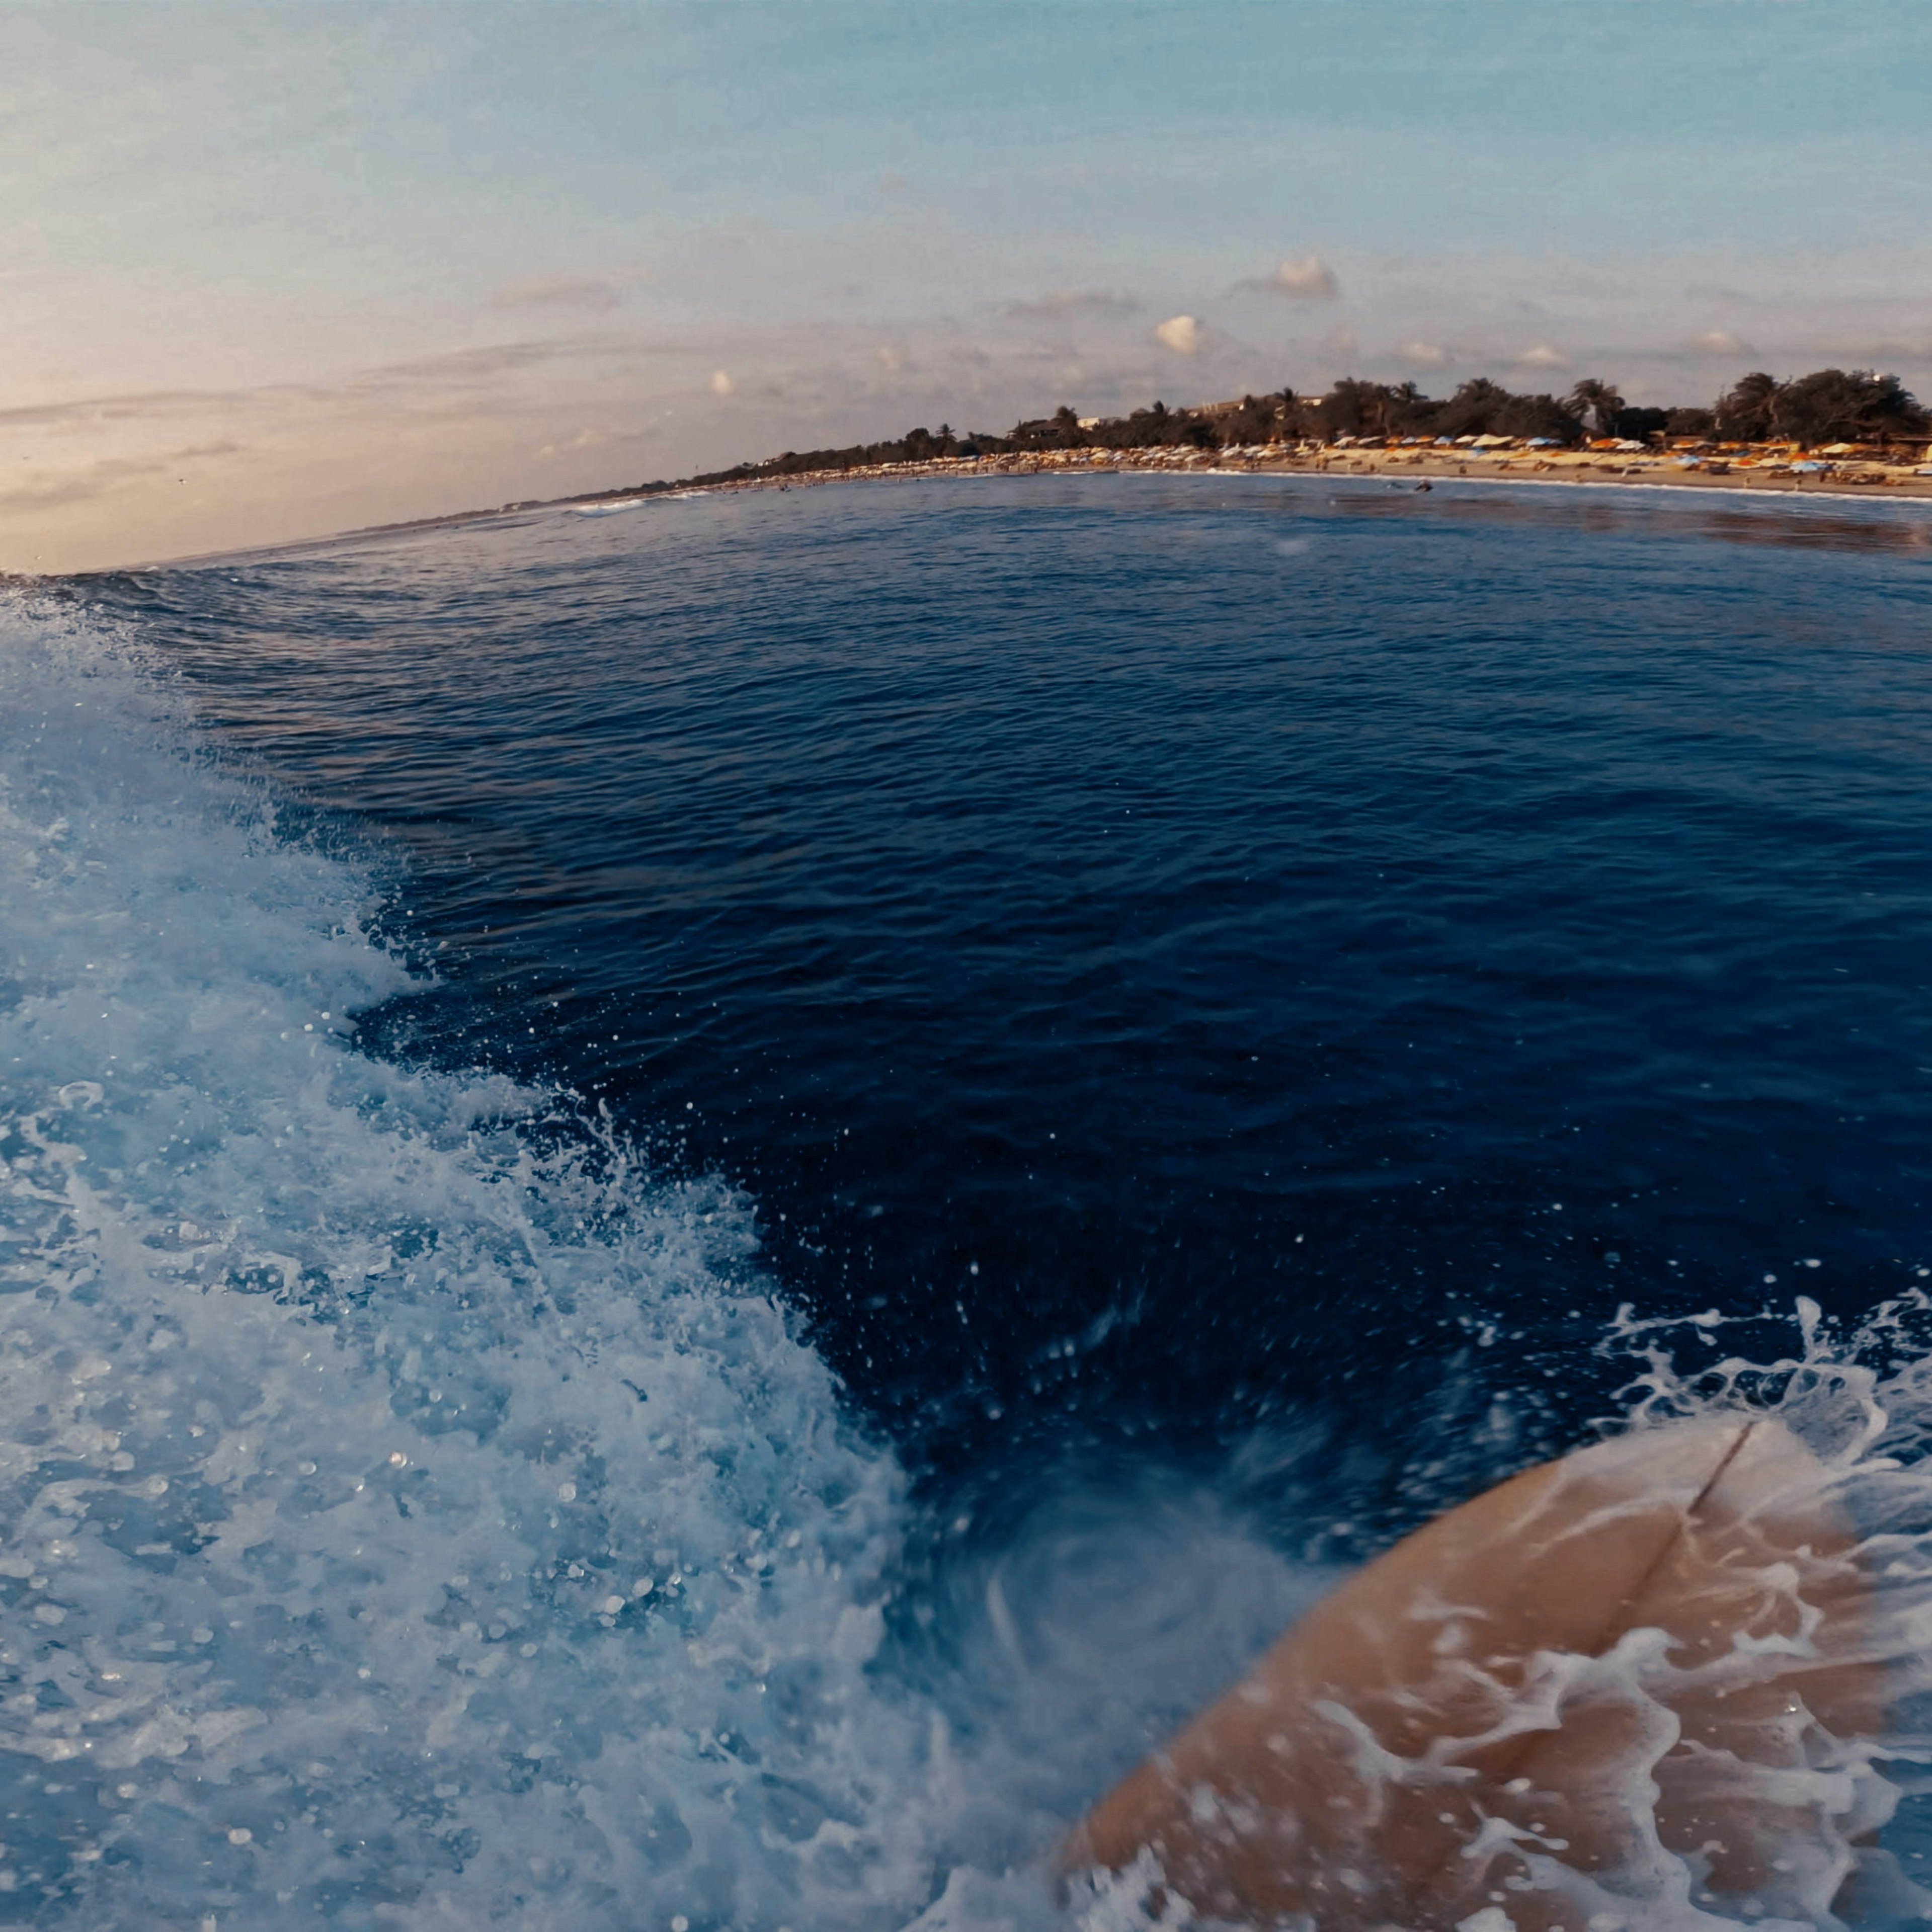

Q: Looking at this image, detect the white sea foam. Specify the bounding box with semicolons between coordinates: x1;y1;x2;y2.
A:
0;592;1323;1930
7;588;1932;1930
1044;1308;1932;1932
0;595;951;1928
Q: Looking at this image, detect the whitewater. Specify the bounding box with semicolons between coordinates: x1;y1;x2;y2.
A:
0;591;943;1925
0;592;1330;1929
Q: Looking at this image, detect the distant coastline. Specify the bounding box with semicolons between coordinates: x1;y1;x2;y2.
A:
542;363;1932;520
542;363;1929;504
246;368;1932;564
302;428;1932;570
558;437;1932;510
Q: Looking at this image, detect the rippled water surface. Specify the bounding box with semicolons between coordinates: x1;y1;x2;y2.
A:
6;471;1932;1926
129;477;1932;1466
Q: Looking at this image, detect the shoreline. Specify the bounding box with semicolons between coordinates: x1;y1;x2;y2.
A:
70;439;1932;579
574;442;1932;511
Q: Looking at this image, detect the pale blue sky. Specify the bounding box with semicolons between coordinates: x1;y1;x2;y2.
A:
7;1;1931;568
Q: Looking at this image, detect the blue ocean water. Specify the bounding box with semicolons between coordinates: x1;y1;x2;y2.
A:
7;471;1932;1927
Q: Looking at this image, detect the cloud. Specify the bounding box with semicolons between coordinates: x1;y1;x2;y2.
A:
1154;314;1201;355
0;388;265;431
710;369;734;396
1692;330;1751;357
1232;255;1339;302
0;440;243;512
0;334;701;445
537;427;612;459
0;336;678;458
1513;344;1564;370
1398;341;1450;368
353;340;582;390
1001;289;1140;321
1270;254;1340;300
491;275;621;313
874;345;904;374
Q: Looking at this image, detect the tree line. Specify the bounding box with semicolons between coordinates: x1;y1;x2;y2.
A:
629;367;1928;497
1012;369;1927;452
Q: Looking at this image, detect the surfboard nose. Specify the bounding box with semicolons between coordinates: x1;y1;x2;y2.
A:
1064;1417;1881;1929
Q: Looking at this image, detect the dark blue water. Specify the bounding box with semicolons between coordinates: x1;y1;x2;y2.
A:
105;474;1932;1498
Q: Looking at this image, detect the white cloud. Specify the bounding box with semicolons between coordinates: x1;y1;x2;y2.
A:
491;274;622;313
1154;314;1201;355
1270;254;1339;300
1398;340;1449;368
538;427;610;458
710;369;734;396
1514;344;1564;370
874;345;904;374
1693;330;1750;356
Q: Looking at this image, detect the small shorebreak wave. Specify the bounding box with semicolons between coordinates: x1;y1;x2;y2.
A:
5;586;1932;1929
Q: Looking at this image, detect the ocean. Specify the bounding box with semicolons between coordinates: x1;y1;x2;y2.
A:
6;470;1932;1927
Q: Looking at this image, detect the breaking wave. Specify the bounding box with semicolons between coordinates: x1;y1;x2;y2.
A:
6;582;1932;1930
0;594;956;1927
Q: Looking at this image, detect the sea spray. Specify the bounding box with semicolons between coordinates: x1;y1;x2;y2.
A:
0;597;946;1928
1055;1305;1932;1932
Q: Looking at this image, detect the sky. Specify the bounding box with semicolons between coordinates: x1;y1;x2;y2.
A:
6;0;1932;572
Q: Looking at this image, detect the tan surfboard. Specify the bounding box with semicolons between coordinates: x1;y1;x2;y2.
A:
1064;1417;1882;1929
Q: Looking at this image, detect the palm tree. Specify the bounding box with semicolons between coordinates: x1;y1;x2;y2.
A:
1565;378;1625;439
1434;378;1513;438
1714;372;1781;442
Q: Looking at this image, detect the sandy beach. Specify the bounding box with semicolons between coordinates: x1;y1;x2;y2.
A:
602;439;1932;509
1228;440;1932;498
